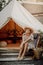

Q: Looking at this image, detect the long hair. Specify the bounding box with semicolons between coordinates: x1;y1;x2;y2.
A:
24;27;34;34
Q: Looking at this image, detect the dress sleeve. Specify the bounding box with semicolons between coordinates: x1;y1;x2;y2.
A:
30;34;34;41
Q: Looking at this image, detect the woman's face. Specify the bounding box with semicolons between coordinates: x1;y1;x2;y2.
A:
25;29;31;36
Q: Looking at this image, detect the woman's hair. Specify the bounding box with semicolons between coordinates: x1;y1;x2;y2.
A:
24;27;33;34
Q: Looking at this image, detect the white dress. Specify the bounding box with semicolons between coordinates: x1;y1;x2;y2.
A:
21;33;35;49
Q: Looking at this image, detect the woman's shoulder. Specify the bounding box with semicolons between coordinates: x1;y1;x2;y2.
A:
30;33;33;36
30;33;34;39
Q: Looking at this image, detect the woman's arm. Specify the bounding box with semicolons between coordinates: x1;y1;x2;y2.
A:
22;34;34;44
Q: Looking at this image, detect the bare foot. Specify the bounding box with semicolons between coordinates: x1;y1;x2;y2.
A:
17;56;20;60
19;57;24;60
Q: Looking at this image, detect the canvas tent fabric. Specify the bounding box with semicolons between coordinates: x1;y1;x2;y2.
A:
0;0;43;32
0;0;14;29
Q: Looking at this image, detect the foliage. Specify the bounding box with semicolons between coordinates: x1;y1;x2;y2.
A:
0;2;2;11
0;0;11;11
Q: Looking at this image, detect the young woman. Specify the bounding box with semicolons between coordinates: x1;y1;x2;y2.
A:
17;27;35;60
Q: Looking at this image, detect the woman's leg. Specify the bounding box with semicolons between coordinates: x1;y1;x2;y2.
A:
17;44;24;59
20;43;28;60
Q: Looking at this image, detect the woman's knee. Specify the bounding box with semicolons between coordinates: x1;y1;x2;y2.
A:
25;43;28;48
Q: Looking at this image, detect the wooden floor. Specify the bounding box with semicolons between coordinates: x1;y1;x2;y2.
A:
6;43;20;48
0;43;20;50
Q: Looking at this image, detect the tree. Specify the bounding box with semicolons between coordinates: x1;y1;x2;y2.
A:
0;2;2;11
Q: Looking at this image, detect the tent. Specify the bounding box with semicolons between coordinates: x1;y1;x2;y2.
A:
0;0;43;32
